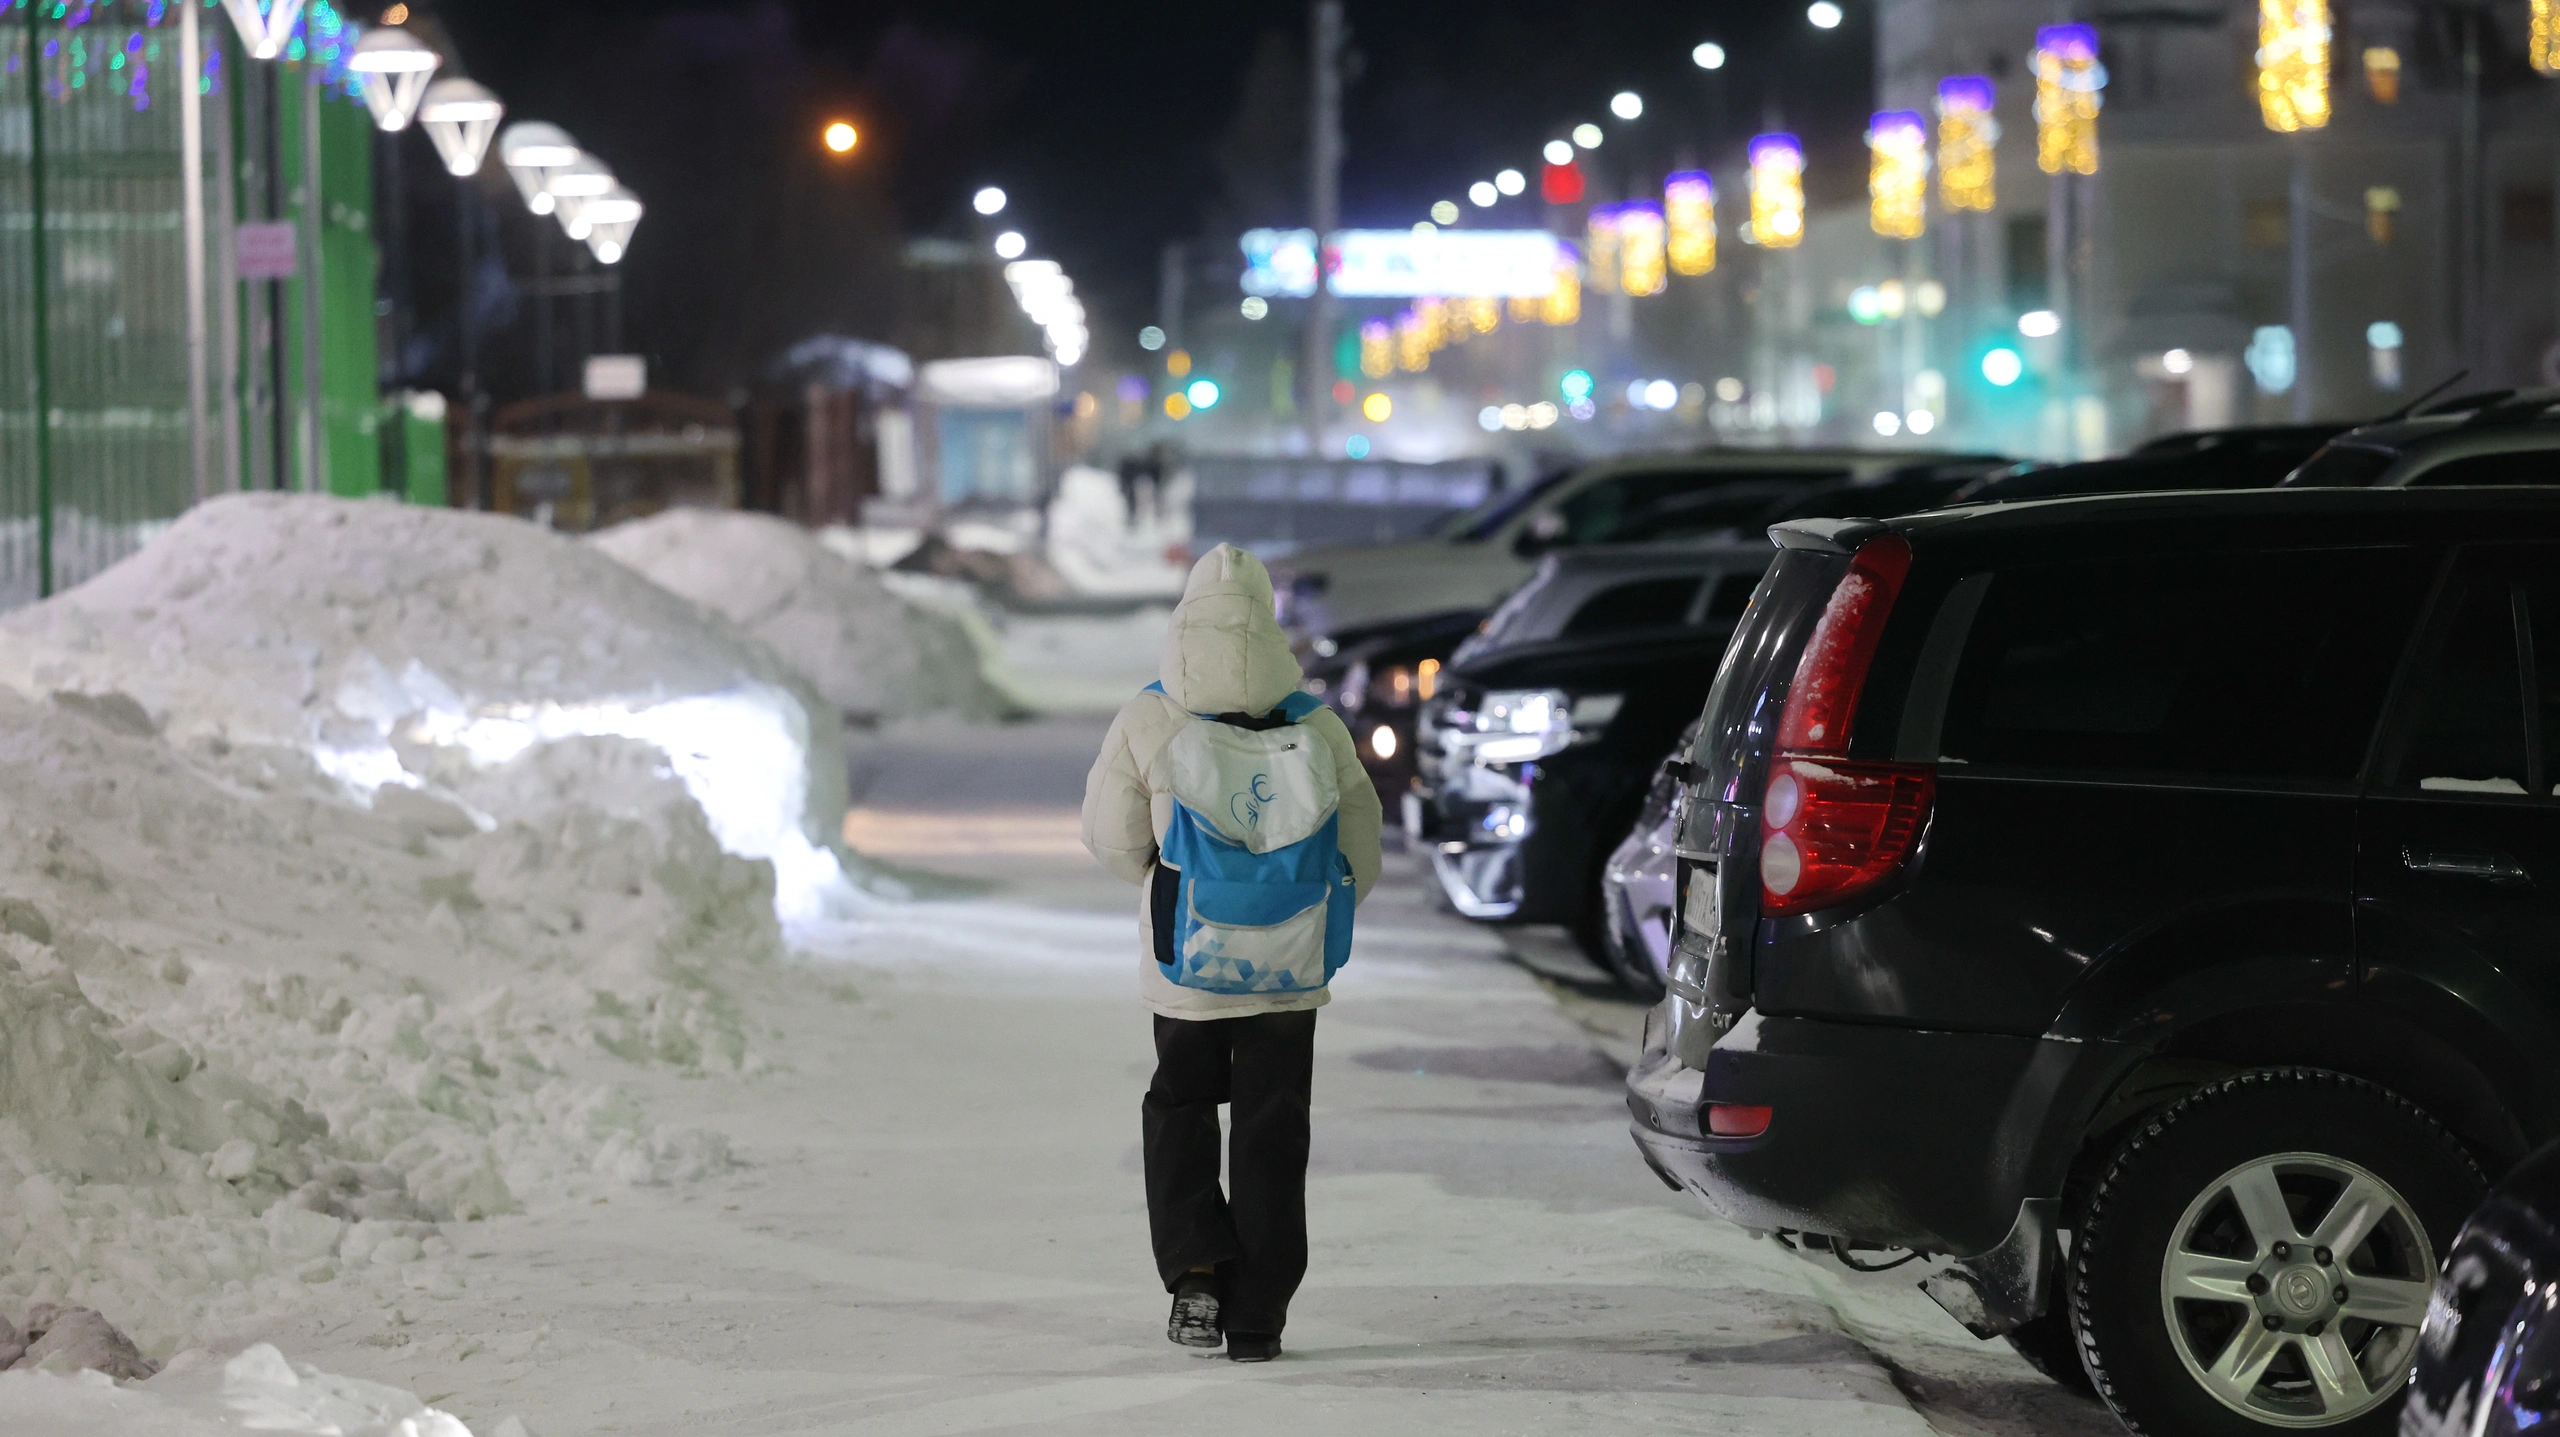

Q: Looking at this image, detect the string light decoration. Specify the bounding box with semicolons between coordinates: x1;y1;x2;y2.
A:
2033;24;2104;176
1395;309;1431;372
1508;294;1542;323
1748;133;1806;249
1542;248;1582;326
2536;2;2560;74
2257;0;2331;132
1868;110;1929;239
1585;205;1623;294
1618;201;1668;296
1935;76;1998;212
1665;170;1716;275
2363;46;2402;101
1359;319;1394;378
1461;296;1501;335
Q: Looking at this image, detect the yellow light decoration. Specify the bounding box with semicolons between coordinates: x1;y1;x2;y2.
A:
1665;171;1716;276
1396;310;1431;372
1585;207;1623;294
2033;25;2103;176
1868;111;1930;239
1461;296;1501;335
1507;294;1541;323
1934;76;1998;212
1164;394;1191;420
1619;203;1668;296
1542;252;1581;326
2365;185;2400;245
2536;3;2560;74
2363;46;2402;102
1359;319;1393;378
1417;299;1450;353
1748;134;1806;249
2257;0;2331;133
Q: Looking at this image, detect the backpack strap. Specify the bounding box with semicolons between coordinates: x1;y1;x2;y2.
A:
1142;681;1322;730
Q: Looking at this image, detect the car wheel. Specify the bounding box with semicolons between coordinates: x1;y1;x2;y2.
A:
2069;1068;2483;1436
2003;1307;2095;1394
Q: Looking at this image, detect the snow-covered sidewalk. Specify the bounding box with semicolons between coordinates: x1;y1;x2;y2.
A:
227;717;2113;1436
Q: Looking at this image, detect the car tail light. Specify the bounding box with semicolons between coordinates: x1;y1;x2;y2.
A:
1775;536;1912;756
1707;1103;1772;1138
1759;758;1935;916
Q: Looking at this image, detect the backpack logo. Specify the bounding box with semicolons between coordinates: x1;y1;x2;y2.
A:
1231;773;1276;831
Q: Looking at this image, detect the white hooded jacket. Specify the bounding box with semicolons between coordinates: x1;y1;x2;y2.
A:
1081;544;1384;1019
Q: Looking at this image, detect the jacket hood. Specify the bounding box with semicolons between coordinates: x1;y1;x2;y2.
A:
1159;544;1304;715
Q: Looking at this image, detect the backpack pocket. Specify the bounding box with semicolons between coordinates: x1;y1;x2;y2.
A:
1177;879;1330;994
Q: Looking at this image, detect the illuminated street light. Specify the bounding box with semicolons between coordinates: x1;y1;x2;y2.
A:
348;26;440;133
418;79;504;178
1982;347;2025;386
582;186;643;265
1435;199;1464;223
219;0;307;61
1495;168;1526;196
499;123;580;215
1572;122;1605;149
1543;139;1575;166
1808;2;1844;28
2018;309;2061;338
1469;182;1497;208
994;231;1027;260
1693;41;1727;70
1186;378;1222;411
973;185;1007;215
1611;91;1644;120
546;155;615;239
823;121;859;154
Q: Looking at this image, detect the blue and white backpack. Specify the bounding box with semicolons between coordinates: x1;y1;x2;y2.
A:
1146;682;1357;995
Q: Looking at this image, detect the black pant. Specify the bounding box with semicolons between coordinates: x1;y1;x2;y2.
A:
1142;1009;1316;1337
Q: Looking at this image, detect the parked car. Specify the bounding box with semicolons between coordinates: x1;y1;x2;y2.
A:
2285;389;2560;488
1951;423;2349;504
1409;542;1772;961
1627;488;2560;1435
1270;450;1998;640
1319;607;1487;808
1597;726;1697;1000
2402;1137;2560;1437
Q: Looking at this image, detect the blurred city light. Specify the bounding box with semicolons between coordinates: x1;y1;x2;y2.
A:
1345;435;1371;458
1907;410;1937;435
2034;24;2105;175
1981;347;2025;386
1477;407;1503;432
1495;168;1526;196
1164;394;1191;420
2366;45;2405;99
1849;286;1883;324
972;186;1007;215
1359;320;1393;377
1693;42;1727;70
348;27;441;133
1868;110;1930;239
1187;378;1222;410
1468;183;1497;208
1240;297;1269;320
1915;280;1947;316
1572;123;1604;149
1618;203;1668;296
1560;369;1595;402
1644;379;1679;410
1715;377;1744;402
993;231;1027;260
1611;91;1644;121
1435;199;1464;223
1809;2;1844;29
1137;326;1166;351
1167;349;1192;378
1543;140;1575;166
1362;392;1393;422
219;0;307;61
1004;259;1088;366
1936;76;1999;212
1540;159;1586;205
2017;309;2061;338
2246;325;2297;392
418;80;505;178
499;122;581;215
823;121;859;155
2161;347;2193;374
2257;0;2332;133
1748;134;1806;248
1873;411;1901;436
1666;171;1716;275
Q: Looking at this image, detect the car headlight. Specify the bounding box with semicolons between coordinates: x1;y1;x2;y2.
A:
1469;688;1572;763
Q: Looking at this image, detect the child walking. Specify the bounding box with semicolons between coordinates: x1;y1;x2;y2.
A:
1082;544;1382;1362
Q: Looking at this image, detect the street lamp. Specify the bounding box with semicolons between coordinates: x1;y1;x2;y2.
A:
1611;90;1644;120
1693;41;1727;70
545;154;616;239
582;186;643;265
418;79;504;177
1809;2;1844;28
218;0;307;61
973;186;1008;215
348;26;440;133
499;122;579;215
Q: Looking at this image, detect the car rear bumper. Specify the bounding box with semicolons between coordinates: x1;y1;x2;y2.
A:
1628;1010;2140;1258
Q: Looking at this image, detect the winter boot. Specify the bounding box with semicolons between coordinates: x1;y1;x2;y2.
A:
1167;1273;1222;1348
1226;1332;1282;1363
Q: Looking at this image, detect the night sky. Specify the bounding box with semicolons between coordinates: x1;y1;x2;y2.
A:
416;1;1875;397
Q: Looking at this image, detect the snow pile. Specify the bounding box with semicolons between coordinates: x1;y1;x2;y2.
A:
0;494;869;933
588;508;1012;722
0;1342;505;1436
1043;464;1189;600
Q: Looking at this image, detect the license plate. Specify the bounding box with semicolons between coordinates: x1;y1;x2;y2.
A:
1682;864;1721;941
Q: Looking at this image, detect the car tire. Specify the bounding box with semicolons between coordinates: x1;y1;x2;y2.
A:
2068;1068;2483;1437
2003;1308;2095;1394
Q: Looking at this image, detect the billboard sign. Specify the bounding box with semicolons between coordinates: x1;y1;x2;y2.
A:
1240;227;1565;299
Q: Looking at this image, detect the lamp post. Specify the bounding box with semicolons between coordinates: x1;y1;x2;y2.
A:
347;26;438;132
420;79;503;508
218;0;309;493
500;124;580;392
582;187;642;354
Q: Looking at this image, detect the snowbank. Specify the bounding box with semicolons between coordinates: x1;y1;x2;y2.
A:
0;1343;506;1436
588;508;1012;722
0;495;868;932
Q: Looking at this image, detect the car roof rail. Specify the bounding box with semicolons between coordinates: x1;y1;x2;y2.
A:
2459;388;2560;428
2420;387;2518;418
1769;517;1889;553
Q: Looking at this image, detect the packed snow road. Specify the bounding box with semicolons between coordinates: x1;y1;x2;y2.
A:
247;714;2112;1436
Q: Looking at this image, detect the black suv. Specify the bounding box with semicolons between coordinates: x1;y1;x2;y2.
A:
1627;489;2560;1436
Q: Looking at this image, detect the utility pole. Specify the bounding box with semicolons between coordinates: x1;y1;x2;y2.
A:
1301;0;1344;457
24;0;51;595
181;0;211;501
2456;3;2481;374
2289;143;2313;421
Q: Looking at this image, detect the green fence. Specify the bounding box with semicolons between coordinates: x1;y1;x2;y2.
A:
0;0;386;608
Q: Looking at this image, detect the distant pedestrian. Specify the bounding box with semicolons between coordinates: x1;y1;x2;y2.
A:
1117;447;1164;531
1081;543;1382;1363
